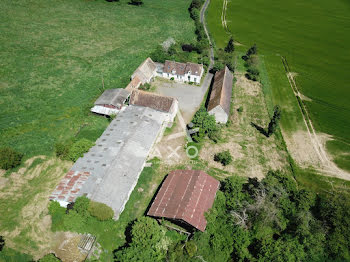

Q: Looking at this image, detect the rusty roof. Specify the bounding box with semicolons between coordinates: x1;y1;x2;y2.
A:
207;66;233;115
147;170;219;231
163;60;203;77
129;89;177;113
50;171;91;203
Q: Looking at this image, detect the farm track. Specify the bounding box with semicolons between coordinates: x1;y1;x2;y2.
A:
281;56;350;180
200;0;214;69
221;0;228;30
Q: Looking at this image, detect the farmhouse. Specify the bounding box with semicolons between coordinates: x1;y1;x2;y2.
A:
207;66;233;124
128;57;157;90
90;88;131;116
161;60;204;84
147;170;220;231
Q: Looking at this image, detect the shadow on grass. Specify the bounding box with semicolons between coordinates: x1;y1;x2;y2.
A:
250;122;269;137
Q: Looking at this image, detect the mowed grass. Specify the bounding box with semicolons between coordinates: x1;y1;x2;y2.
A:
0;0;196;157
207;0;350;171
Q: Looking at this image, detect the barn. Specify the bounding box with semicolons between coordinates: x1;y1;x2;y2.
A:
147;170;220;231
90;88;131;116
207;66;233;124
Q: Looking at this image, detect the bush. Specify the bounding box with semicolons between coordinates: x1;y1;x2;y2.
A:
170;77;174;80
139;83;151;91
129;0;143;5
0;236;4;252
88;201;114;221
74;196;90;217
55;142;70;159
0;147;23;170
214;150;232;166
67;138;94;162
237;106;243;113
182;44;195;52
185;241;197;257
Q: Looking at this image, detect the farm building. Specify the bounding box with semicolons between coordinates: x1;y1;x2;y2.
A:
161;60;204;84
90;88;131;116
147;170;220;231
129;57;157;89
207;66;233;124
130;89;178;127
50;104;176;219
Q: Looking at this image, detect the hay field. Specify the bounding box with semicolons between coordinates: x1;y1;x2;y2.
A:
0;0;196;157
207;0;350;171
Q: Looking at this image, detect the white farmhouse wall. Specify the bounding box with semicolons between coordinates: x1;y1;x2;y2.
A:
208;105;228;124
162;71;202;84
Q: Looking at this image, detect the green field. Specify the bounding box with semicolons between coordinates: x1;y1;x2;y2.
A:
207;0;350;171
0;0;196;157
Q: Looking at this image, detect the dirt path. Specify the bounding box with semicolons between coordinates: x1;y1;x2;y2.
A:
282;56;350;180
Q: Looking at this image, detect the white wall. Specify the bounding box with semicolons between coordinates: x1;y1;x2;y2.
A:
208;105;228;124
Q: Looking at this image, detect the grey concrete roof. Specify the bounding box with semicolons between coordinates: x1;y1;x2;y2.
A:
71;105;168;218
94;89;131;107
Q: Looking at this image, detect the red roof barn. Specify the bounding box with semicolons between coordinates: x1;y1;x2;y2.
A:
147;170;220;231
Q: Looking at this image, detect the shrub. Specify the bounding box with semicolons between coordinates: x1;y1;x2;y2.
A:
0;147;23;170
170;77;174;80
214;150;232;166
0;236;4;252
140;83;151;91
182;44;195;52
67;139;94;162
55;140;74;160
88;201;114;221
224;37;235;53
129;0;143;6
74;196;90;217
185;241;197;257
237;106;243;113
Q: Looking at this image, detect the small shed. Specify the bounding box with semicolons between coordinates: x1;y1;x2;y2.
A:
207;66;233;124
147;170;220;231
91;88;131;116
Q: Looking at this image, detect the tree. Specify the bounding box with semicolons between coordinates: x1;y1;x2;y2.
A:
267;105;281;137
224;37;235;53
114;217;168;261
246;44;257;57
191;107;218;142
0;147;23;170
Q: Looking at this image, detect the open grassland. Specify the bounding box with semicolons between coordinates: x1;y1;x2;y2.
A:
0;0;196;157
207;0;350;171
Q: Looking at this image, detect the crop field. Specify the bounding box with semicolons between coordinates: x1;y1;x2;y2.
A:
0;0;196;158
207;0;350;171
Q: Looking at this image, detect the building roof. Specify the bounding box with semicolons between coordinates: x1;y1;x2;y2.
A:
50;171;91;203
125;75;142;91
51;105;170;219
147;170;220;231
207;66;233;115
131;57;157;84
130;89;177;113
94;89;131;107
163;60;203;77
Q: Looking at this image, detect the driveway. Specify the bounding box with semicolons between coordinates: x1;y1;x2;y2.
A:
154;74;212;123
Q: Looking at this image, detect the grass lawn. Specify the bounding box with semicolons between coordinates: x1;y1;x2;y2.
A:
0;0;196;158
207;0;350;171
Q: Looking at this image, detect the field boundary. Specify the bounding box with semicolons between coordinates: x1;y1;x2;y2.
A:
281;56;350;180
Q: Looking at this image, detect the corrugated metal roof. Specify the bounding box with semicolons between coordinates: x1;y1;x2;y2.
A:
207;66;233;115
94;88;130;108
147;170;220;231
